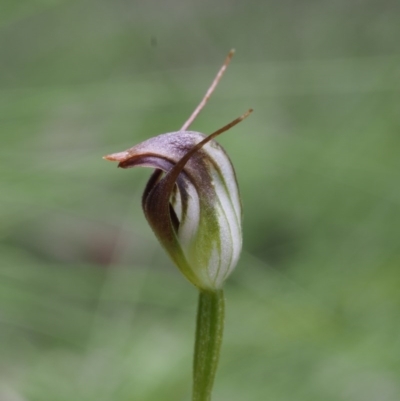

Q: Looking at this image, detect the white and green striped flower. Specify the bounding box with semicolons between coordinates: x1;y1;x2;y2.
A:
105;130;242;290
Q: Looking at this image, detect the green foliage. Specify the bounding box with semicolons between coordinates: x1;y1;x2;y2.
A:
1;1;400;400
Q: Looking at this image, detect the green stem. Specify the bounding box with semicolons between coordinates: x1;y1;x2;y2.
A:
192;289;225;401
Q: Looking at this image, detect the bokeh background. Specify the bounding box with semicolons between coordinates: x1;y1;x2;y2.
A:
1;1;400;400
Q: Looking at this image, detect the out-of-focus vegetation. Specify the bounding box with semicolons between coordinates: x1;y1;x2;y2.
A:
1;1;400;400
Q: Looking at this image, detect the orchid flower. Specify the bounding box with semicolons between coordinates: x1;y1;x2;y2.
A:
104;120;249;290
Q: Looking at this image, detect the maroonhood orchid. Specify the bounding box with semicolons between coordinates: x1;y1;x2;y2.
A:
104;50;252;401
104;115;250;290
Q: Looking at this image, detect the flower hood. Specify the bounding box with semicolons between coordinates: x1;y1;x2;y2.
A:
105;130;242;290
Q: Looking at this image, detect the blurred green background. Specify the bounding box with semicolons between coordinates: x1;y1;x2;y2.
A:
1;1;400;400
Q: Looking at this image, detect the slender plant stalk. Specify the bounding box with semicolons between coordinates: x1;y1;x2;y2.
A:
192;289;225;401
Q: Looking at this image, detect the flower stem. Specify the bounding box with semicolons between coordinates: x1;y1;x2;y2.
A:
192;289;225;401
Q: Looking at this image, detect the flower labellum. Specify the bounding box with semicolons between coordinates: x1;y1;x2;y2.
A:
104;111;251;290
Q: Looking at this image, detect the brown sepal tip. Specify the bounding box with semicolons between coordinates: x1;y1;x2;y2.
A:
103;151;130;162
